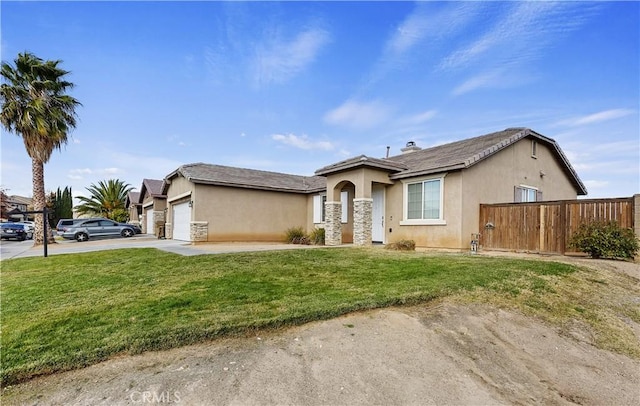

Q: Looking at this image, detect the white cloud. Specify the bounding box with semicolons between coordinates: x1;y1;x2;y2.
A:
443;2;598;95
368;2;484;85
100;168;120;175
440;2;591;71
68;168;93;178
401;109;437;125
452;70;505;96
557;109;635;127
254;27;330;86
272;133;334;151
66;167;121;180
584;180;609;189
324;100;392;130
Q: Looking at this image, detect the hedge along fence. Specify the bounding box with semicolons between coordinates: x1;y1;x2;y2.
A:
479;195;639;255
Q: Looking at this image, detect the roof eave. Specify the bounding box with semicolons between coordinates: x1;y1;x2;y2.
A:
389;164;466;180
188;178;319;194
315;159;407;177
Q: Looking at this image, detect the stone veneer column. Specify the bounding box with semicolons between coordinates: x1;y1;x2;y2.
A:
190;221;209;242
353;198;373;246
324;201;342;246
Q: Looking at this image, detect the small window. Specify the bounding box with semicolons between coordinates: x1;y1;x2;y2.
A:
314;192;348;223
531;140;537;158
313;194;327;224
514;186;541;202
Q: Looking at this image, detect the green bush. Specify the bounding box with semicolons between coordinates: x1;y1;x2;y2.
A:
284;226;308;244
569;221;639;259
308;227;325;245
385;239;416;251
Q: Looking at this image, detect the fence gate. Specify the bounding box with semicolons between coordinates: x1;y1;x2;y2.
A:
479;198;634;254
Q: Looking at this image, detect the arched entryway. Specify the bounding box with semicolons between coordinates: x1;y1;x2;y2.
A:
315;155;403;246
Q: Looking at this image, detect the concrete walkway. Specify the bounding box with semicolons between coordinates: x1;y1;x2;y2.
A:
4;236;334;260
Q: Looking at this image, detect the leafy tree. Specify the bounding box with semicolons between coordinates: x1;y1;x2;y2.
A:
47;186;73;227
1;52;80;245
75;179;133;221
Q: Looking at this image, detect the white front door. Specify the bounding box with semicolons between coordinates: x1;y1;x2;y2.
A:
146;209;155;234
172;202;191;241
372;185;385;243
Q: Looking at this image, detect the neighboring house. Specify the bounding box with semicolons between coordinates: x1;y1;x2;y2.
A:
3;195;33;221
125;191;141;227
162;128;586;249
162;164;325;242
138;179;167;236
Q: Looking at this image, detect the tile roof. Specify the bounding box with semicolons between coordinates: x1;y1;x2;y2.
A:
386;128;529;178
142;179;165;196
166;163;326;194
126;191;141;207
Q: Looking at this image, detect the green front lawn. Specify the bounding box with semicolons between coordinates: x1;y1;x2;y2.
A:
0;248;622;385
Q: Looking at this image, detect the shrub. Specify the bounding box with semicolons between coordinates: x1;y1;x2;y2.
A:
308;227;325;245
284;226;309;245
385;239;416;251
569;221;639;259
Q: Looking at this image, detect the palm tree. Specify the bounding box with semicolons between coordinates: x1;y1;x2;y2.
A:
1;52;80;245
75;179;133;222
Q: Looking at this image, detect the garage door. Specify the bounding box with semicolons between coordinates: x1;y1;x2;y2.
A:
146;209;155;235
172;202;191;241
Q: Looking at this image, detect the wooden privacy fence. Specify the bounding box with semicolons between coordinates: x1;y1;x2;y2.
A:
479;197;636;254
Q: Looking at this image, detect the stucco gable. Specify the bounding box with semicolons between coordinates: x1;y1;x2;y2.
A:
138;179;166;204
164;163;326;194
315;155;408;176
126;191;140;208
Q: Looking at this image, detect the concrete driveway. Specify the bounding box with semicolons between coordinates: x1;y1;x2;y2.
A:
1;235;328;260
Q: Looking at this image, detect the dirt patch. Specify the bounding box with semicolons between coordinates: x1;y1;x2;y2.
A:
3;301;639;405
3;254;639;405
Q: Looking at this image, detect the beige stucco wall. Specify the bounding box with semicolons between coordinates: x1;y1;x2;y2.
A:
459;138;579;248
192;184;309;242
384;172;464;249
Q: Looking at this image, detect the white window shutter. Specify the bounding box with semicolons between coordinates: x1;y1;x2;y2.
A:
341;191;348;223
313;195;322;223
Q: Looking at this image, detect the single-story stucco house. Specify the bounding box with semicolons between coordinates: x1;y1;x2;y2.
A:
161;128;587;249
138;178;167;236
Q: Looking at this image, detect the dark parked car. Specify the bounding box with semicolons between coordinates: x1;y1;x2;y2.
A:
60;218;140;242
1;223;28;241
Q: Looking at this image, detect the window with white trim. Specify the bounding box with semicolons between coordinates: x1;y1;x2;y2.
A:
401;176;445;225
313;192;349;224
313;194;326;223
531;140;538;158
514;185;541;202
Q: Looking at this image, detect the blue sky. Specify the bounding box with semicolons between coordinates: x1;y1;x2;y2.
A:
1;1;638;200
